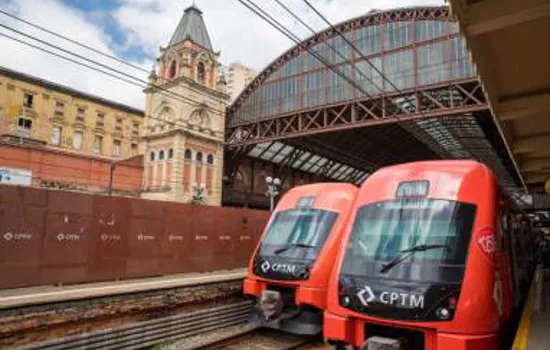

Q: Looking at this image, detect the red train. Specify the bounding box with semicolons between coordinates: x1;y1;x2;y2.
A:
324;160;534;349
243;183;358;334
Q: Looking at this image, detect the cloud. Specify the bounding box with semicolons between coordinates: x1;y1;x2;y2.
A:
0;0;151;109
113;0;445;70
0;0;446;110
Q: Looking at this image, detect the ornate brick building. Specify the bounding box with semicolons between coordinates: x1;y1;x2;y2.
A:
0;67;144;160
141;5;229;205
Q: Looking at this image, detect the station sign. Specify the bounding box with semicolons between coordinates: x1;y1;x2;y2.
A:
0;167;32;186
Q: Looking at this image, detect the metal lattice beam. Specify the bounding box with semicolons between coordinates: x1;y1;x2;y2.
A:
227;79;488;146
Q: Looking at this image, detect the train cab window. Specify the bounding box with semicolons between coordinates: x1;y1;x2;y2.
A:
342;198;476;279
259;209;338;260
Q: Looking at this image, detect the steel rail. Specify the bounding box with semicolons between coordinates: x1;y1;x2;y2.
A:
191;327;319;350
13;301;253;350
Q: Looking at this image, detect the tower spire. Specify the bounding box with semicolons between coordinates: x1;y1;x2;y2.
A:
167;1;213;51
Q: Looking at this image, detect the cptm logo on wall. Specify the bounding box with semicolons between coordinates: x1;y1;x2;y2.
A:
57;233;81;241
3;231;33;242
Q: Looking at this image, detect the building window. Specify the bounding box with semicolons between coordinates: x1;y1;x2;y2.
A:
72;131;83;150
169;60;177;79
113;140;121;156
23;93;33;108
76;107;85;121
207;154;214;165
132;122;139;136
93;135;103;155
115;118;122;131
184;149;192;160
18;118;32;135
196;152;203;163
159;150;165;161
54;101;64;117
197;62;206;84
51;126;62;146
97;113;105;127
131;143;138;156
150;151;156;161
168;148;174;159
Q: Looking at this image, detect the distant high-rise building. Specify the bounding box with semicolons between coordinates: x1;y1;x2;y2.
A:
222;63;256;102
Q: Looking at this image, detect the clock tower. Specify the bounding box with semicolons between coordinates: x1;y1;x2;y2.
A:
142;4;229;205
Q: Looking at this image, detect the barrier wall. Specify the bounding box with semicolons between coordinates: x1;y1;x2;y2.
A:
0;185;269;289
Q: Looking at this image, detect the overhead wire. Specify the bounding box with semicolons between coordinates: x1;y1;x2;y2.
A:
269;0;472;164
0;8;150;74
300;0;527;193
235;0;440;168
0;7;347;194
0;31;193;131
0;13;225;118
237;0;525;197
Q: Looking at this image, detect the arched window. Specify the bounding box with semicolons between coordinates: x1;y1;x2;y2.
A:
197;62;206;84
168;148;174;159
169;60;176;79
184;149;192;160
159;150;165;161
207;154;214;165
196;152;203;162
150;151;156;162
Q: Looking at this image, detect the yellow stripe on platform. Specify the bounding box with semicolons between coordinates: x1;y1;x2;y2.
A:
512;266;541;350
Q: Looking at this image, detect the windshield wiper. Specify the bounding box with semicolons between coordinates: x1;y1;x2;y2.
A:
274;243;316;255
379;244;447;274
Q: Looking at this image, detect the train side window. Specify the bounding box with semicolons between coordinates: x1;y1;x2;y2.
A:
496;210;507;253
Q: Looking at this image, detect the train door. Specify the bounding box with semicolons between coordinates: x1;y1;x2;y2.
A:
496;207;514;321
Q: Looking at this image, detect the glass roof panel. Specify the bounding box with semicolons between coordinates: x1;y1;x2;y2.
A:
338;167;355;180
248;142;271;157
332;165;350;179
260;141;285;160
357;173;370;184
300;155;321;171
309;158;329;173
291;151;312;168
270;145;294;164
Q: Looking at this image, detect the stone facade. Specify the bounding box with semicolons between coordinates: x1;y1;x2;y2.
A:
0;67;144;160
141;5;229;205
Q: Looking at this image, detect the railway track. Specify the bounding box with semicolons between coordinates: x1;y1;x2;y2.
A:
14;301;253;350
192;328;323;350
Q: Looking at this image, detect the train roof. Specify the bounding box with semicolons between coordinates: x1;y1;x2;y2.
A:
358;160;497;204
276;182;358;212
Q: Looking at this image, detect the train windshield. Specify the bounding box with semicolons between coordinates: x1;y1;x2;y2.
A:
341;198;476;279
259;209;338;259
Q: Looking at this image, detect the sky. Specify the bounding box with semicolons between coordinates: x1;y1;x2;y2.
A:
0;0;445;109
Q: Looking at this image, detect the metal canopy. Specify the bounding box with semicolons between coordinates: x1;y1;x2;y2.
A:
226;6;525;203
245;140;370;185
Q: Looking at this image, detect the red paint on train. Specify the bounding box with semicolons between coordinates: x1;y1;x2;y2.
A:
323;160;534;349
244;183;358;334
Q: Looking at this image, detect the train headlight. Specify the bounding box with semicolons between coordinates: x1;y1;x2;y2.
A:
435;307;451;320
342;295;351;306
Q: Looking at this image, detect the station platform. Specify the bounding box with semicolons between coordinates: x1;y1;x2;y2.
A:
0;268;246;309
513;266;550;350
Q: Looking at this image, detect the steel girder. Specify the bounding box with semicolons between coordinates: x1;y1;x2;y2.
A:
227;79;488;147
